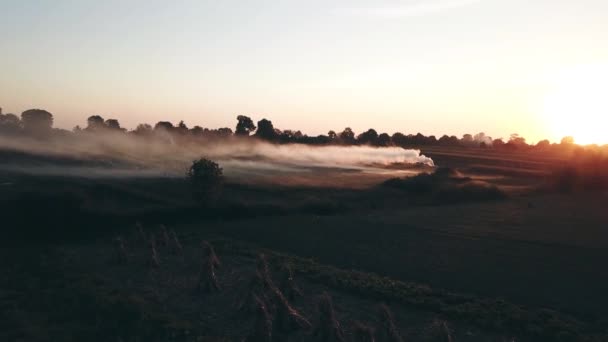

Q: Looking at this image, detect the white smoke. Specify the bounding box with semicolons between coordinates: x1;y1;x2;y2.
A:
0;133;433;185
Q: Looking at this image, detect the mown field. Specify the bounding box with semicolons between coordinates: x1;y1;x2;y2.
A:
1;145;607;341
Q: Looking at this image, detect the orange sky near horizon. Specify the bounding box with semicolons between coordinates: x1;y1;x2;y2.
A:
1;1;607;145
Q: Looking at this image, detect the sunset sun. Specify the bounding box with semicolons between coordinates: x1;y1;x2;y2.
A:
542;64;608;145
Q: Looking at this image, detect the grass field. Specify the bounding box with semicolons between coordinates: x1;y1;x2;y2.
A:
1;145;607;341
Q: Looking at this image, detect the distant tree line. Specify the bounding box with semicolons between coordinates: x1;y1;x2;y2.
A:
1;108;606;155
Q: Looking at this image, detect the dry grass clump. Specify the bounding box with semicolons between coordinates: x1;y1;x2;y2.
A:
197;241;221;292
113;236;128;264
147;233;160;269
352;321;376;342
202;240;221;269
236;271;267;313
135;221;146;243
270;286;311;334
158;224;170;248
169;230;182;255
377;304;403;342
236;257;275;314
197;257;221;292
313;292;345;342
256;254;276;294
245;296;273;342
256;254;271;278
279;263;302;301
424;320;453;342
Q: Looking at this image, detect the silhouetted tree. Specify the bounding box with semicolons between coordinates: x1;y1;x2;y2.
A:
462;134;474;144
104;119;123;131
190;125;204;136
236;115;256;136
176;120;189;135
437;135;448;144
6;108;589;160
413;133;428;145
536;139;551;149
187;158;224;203
255;118;278;141
357;128;378;145
86;115;105;131
328;130;337;141
493;138;505;148
21;109;53;133
216;127;233;137
133;123;153;136
154;121;174;132
438;135;455;146
507;134;527;149
377;133;391;146
0;113;21;134
0;113;19;126
391;132;407;146
561;136;575;145
474;132;492;146
313;134;331;145
339;127;355;145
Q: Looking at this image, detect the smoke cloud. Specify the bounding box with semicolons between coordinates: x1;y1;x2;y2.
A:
0;133;434;186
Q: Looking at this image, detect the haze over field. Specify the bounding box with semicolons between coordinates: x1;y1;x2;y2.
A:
0;134;433;183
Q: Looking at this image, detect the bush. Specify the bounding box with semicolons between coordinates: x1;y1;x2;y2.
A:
187;158;224;203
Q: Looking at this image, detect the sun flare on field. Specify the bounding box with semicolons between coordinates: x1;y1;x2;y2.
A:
541;64;608;146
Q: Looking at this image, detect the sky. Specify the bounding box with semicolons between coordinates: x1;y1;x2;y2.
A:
1;0;607;144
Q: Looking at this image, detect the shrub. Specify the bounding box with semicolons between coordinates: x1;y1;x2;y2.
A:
187;158;224;203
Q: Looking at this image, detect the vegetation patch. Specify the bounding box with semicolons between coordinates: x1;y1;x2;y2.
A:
382;167;507;203
214;239;607;342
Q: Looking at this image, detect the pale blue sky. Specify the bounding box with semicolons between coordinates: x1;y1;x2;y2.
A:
1;0;607;143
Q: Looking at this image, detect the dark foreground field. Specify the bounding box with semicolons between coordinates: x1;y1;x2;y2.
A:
1;146;608;341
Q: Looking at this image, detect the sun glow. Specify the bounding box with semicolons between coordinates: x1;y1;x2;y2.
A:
541;64;608;146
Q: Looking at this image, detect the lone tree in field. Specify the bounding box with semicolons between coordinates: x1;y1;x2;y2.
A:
187;158;224;203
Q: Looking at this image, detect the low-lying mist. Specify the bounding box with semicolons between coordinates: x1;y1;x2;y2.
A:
0;133;434;187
